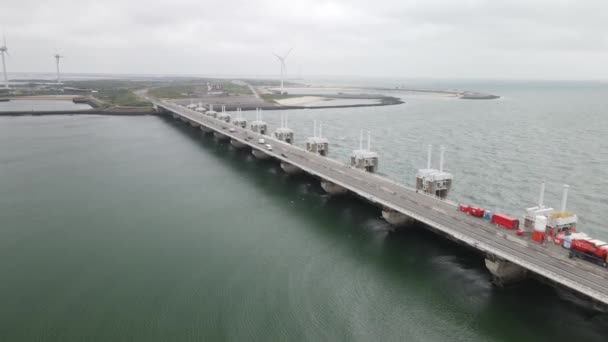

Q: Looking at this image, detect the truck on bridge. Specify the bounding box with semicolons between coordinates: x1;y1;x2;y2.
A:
570;239;608;268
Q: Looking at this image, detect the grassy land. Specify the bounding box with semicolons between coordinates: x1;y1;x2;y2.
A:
148;85;198;99
62;80;157;107
148;79;252;99
5;80;153;107
222;81;252;95
95;89;151;107
6;77;297;106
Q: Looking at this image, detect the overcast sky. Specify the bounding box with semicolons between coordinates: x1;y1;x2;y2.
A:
1;0;607;80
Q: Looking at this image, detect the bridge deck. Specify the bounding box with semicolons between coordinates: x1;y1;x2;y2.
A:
146;94;608;306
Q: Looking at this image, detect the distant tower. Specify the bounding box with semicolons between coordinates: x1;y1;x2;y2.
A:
0;36;9;89
250;108;268;135
186;100;197;110
350;130;379;172
305;120;329;156
232;108;247;128
273;48;292;94
195;102;206;113
415;145;453;199
548;184;578;233
274;113;294;144
53;53;64;83
217;105;231;123
206;104;217;118
524;181;554;230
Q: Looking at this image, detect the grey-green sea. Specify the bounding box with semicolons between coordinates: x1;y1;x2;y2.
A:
1;80;607;341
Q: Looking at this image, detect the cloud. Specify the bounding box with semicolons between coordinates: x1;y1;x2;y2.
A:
1;0;607;79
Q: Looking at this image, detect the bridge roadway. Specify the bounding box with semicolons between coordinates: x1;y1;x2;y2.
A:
145;94;608;306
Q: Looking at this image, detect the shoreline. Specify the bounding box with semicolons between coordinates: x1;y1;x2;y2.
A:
340;86;501;100
0;108;157;116
2;91;405;116
5;95;82;101
0;98;404;116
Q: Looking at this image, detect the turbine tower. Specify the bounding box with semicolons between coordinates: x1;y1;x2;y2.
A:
273;48;292;94
0;36;9;89
54;52;64;84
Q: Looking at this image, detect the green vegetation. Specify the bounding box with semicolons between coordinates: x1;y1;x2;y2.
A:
63;80;155;107
95;89;151;107
148;85;198;99
6;77;300;106
5;79;153;107
148;79;252;99
221;81;251;95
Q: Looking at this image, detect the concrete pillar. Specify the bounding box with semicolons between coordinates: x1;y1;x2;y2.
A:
189;120;200;128
280;161;302;174
153;104;167;114
213;131;230;141
485;256;527;286
320;180;348;195
306;138;329;156
230;139;248;149
274;128;294;144
200;125;212;133
252;149;271;160
381;208;415;227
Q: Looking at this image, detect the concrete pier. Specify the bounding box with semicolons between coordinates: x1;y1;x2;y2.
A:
320;180;348;195
195;102;206;114
306;121;329;156
213;131;230;141
206;104;217;118
280;161;302;174
232;108;247;128
200;125;212;133
189;120;200;128
416;145;453;199
250;109;268;135
274;114;295;144
217;105;230;123
382;208;415;226
230;139;248;149
485;256;527;286
350;131;379;172
252;149;271;160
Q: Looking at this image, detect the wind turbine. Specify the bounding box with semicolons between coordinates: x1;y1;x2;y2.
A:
0;36;9;89
273;48;292;94
53;52;64;84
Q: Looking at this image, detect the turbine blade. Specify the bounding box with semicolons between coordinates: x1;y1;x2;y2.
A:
283;47;293;59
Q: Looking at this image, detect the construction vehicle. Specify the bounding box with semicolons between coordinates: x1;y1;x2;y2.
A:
569;238;608;268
